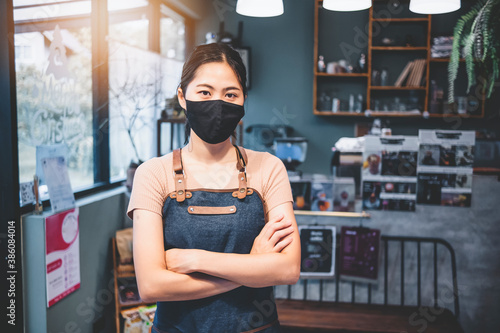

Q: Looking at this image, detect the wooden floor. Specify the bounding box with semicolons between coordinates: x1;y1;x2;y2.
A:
276;299;464;333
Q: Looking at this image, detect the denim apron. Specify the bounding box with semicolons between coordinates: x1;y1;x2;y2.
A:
152;146;280;333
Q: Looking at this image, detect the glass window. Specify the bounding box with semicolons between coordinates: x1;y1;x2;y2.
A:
109;1;186;181
14;1;94;192
160;4;186;61
108;0;149;50
13;0;188;198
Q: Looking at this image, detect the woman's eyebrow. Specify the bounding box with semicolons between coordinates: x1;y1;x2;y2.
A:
196;83;215;89
224;86;242;92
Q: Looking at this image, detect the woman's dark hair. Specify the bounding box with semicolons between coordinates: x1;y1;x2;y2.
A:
180;43;248;144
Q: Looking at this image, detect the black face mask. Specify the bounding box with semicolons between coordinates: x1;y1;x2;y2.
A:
186;99;245;144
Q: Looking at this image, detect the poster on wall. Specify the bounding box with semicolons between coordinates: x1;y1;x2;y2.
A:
45;208;81;307
299;226;336;279
338;226;381;283
417;130;475;207
362;136;419;211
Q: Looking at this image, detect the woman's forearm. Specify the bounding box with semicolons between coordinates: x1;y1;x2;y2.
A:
194;251;300;288
138;269;240;303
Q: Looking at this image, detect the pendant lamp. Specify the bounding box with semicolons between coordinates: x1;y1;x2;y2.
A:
323;0;372;12
236;0;284;17
409;0;460;14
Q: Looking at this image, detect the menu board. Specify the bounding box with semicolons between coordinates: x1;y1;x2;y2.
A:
299;226;336;279
362;136;419;211
338;226;380;283
45;208;81;307
417;130;475;207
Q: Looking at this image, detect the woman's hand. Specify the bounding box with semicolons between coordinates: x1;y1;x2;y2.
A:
250;214;294;254
165;248;203;274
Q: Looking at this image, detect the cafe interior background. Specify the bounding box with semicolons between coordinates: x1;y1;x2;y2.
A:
1;0;500;332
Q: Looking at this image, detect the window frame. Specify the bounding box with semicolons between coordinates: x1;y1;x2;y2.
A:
11;0;193;214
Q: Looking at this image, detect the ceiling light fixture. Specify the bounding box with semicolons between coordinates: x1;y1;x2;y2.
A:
323;0;372;12
409;0;460;14
236;0;284;18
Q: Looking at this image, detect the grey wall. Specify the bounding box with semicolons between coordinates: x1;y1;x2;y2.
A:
195;0;500;176
22;188;129;333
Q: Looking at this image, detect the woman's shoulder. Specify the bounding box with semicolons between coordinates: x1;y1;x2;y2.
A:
241;147;286;179
241;147;282;165
136;153;173;179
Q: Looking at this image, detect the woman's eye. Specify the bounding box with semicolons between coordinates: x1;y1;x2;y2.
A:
199;91;211;96
226;93;237;99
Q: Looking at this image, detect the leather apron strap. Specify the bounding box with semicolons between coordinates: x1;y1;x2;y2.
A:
172;149;191;202
234;145;248;199
171;146;252;202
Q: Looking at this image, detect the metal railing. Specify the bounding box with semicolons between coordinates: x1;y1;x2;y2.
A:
279;235;460;318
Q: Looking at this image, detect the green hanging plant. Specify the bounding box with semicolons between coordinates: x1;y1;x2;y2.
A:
448;0;500;103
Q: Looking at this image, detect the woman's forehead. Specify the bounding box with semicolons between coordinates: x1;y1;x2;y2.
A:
191;62;241;87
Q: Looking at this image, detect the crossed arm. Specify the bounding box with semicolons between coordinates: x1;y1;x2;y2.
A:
132;201;300;303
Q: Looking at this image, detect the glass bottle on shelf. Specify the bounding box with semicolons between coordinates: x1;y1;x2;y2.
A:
372;69;381;86
348;94;355;112
392;97;401;111
318;91;331;111
331;90;340;113
355;94;363;113
357;53;366;73
380;68;389;86
318;55;326;73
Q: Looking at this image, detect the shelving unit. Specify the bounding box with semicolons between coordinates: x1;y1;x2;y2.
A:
112;237;154;333
316;72;369;77
313;0;485;118
371;46;428;51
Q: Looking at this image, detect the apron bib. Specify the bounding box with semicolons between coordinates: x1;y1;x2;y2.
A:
153;146;280;333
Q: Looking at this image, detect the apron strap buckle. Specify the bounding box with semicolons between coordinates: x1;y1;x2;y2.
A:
173;148;188;202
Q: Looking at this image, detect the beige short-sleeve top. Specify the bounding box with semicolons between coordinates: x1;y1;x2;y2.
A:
127;148;293;220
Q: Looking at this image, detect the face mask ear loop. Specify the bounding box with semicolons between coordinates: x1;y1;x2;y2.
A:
188;136;193;152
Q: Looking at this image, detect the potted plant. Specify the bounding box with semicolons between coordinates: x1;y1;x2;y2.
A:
448;0;500;103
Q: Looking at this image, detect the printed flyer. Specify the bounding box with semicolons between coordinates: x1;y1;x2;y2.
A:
338;226;381;283
45;208;81;307
299;226;336;279
417;130;475;207
362;136;419;211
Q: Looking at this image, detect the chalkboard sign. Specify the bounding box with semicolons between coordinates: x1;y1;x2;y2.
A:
339;226;380;283
299;226;336;279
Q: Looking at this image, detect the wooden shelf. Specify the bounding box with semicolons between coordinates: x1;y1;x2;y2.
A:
316;72;369;77
371;46;428;51
119;300;151;308
370;86;426;90
430;58;466;62
314;110;425;117
294;210;371;218
372;18;429;22
117;271;136;278
428;113;484;119
314;110;365;116
316;112;489;119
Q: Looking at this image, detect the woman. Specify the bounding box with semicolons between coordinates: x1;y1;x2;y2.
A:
128;43;301;333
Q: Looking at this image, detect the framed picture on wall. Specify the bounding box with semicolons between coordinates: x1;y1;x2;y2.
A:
235;47;251;90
